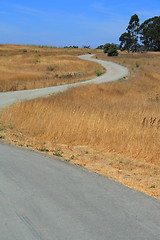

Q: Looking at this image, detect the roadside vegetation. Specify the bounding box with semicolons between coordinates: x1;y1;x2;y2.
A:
0;50;159;199
0;44;104;92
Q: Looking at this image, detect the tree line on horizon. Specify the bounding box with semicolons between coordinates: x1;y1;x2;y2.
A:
97;14;160;55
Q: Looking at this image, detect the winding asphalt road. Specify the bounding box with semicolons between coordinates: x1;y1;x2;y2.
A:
0;55;160;240
0;54;129;108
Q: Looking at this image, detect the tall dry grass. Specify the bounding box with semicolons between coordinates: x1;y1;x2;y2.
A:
1;52;160;167
0;44;103;91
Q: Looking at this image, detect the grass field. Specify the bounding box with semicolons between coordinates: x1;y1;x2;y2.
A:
0;49;160;199
0;44;104;91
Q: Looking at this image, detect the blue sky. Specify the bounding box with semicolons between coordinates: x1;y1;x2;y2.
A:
0;0;160;48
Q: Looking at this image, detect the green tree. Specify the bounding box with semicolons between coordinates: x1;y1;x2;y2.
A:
138;16;160;51
83;45;90;49
96;45;104;49
119;32;132;51
104;43;112;53
119;14;140;52
127;14;140;52
107;45;119;56
103;43;118;56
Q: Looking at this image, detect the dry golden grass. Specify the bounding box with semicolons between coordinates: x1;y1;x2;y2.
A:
0;44;104;91
0;50;160;198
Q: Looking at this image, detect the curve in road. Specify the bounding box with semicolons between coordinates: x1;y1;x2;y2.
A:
1;55;160;240
0;54;129;108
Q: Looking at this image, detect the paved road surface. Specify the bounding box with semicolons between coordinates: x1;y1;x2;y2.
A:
0;143;160;240
0;54;129;108
0;55;160;239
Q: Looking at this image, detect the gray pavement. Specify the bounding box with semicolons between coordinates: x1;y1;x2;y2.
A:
0;143;160;240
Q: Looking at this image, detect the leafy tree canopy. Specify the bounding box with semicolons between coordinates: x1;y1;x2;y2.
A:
96;45;104;49
119;14;140;52
104;43;112;53
119;14;160;52
138;16;160;51
103;43;118;56
119;32;132;51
